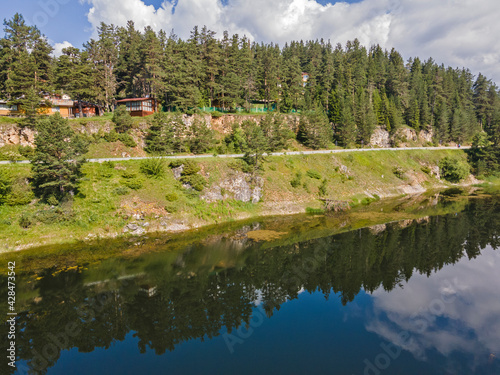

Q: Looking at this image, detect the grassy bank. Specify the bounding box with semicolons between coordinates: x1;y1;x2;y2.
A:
0;149;479;251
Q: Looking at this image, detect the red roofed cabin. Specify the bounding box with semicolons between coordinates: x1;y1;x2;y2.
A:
115;98;158;117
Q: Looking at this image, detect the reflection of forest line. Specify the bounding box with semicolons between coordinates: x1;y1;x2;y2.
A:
0;190;478;275
1;196;499;374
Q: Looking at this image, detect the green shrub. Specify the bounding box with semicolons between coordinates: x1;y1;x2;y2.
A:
99;165;113;178
18;145;35;159
0;218;12;225
290;172;302;188
211;111;224;118
361;197;375;205
392;167;405;179
19;213;35;228
121;171;137;179
36;207;74;224
181;174;206;191
165;204;179;213
46;195;59;206
439;157;470;183
182;160;201;175
166;192;179;202
318;178;328;196
306;207;325;214
268;164;277;171
421;166;431;175
113;186;129;195
112;105;133;133
118;133;137;147
140;158;166;178
302;182;310;193
0;169;12;205
104;130;119;142
306;169;322;179
228;159;252;173
121;178;143;190
169;160;183;169
6;181;33;206
102;161;115;169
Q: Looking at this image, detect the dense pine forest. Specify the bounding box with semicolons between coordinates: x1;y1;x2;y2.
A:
1;13;500;147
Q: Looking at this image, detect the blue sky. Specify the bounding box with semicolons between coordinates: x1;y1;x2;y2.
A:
3;0;500;84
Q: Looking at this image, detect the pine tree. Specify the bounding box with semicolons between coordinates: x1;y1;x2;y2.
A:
188;118;215;154
84;23;118;111
30;113;88;201
297;108;332;149
473;73;491;130
260;113;293;151
112;105;133;133
115;21;142;97
239;36;257;111
138;26;166;99
144;111;175;154
55;47;95;116
241;120;268;171
199;26;221;107
1;14;53;125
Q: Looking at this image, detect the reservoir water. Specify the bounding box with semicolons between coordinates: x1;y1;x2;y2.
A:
2;192;500;374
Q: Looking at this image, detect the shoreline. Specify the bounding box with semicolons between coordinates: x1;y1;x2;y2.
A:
0;149;486;253
1;182;487;254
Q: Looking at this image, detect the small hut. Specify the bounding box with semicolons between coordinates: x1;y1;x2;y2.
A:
115;97;158;117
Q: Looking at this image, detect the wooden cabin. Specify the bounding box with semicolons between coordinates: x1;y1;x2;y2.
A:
116;98;158;117
73;100;101;118
44;95;75;118
1;94;102;119
0;100;20;116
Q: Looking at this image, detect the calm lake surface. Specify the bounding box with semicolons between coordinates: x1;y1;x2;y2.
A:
2;191;500;375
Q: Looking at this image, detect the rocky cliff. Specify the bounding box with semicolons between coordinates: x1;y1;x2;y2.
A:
1;115;436;150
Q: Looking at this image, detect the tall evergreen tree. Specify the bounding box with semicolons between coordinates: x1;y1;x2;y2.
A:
144;112;175;154
297;108;333;149
31;114;88;201
55;47;95;116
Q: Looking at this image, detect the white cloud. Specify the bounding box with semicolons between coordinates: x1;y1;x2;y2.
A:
365;246;500;370
52;41;74;57
80;0;500;83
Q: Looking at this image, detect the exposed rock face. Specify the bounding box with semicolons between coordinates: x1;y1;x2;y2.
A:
369;224;387;235
72;121;113;135
368;126;433;148
369;127;391;148
123;222;146;235
202;172;264;203
431;165;440;179
1;115;434;150
418;128;433;144
159;221;190;232
171;165;184;180
398;219;414;228
395;127;417;143
209;114;299;135
0;125;36;147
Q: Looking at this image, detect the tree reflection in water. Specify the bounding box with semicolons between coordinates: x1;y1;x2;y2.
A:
1;196;499;374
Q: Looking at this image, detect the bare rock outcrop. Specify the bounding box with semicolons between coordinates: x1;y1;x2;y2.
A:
369;127;391;147
0;125;36;147
202;171;264;203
